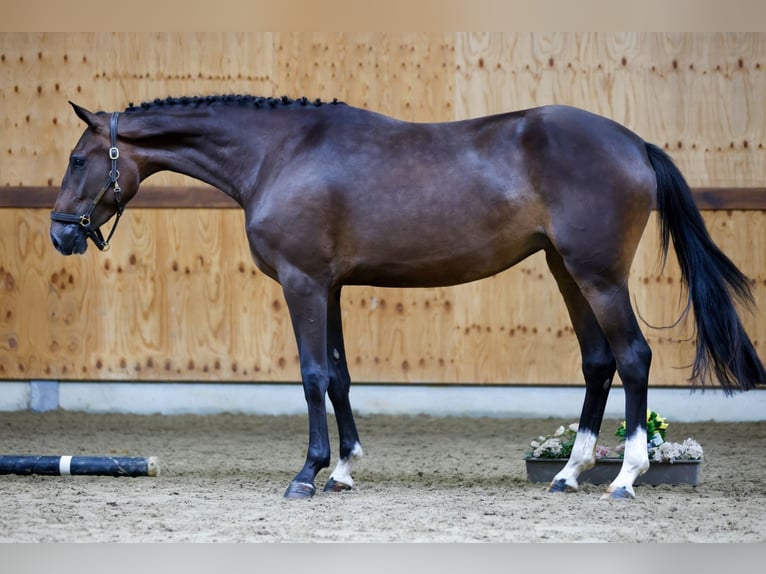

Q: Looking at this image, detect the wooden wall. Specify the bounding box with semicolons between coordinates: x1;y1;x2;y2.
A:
1;33;764;386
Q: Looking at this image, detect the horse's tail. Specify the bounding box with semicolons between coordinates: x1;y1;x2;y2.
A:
645;142;765;393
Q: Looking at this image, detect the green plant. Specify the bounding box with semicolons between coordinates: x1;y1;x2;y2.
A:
615;409;668;447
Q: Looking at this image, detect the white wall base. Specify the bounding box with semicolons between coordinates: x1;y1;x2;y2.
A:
0;382;30;411
1;380;765;421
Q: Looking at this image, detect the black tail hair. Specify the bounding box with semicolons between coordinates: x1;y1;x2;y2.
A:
646;142;765;393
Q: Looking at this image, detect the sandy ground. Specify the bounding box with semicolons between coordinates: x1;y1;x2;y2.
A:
0;410;764;542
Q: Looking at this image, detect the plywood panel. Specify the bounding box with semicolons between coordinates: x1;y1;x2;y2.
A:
273;32;454;122
454;32;766;187
4;33;764;189
1;33;277;189
1;208;763;386
0;32;764;387
0;208;299;381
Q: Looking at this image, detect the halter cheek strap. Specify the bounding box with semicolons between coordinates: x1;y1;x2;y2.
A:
50;112;125;252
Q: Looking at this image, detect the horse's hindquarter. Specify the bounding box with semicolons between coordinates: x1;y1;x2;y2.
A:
526;106;656;277
248;109;551;288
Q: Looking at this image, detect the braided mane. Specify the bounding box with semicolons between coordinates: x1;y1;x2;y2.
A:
124;95;344;113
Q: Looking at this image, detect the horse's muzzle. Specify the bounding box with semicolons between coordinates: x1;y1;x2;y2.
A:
50;223;89;255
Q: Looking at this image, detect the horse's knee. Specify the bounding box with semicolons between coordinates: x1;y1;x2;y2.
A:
301;368;329;404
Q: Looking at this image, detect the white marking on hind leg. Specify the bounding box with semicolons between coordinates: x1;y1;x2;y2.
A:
552;428;598;490
605;429;650;498
329;442;364;487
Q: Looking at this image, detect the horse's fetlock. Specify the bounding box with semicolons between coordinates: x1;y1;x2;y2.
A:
580;454;596;470
307;446;331;470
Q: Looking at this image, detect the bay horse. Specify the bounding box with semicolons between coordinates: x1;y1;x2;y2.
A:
51;95;765;500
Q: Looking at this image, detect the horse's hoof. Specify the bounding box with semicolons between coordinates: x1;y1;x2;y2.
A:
323;478;353;493
284;481;316;499
602;486;634;500
548;478;576;493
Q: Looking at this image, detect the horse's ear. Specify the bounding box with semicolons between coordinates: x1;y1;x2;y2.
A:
69;101;100;130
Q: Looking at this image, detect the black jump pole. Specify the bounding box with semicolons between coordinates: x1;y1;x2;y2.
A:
0;455;160;477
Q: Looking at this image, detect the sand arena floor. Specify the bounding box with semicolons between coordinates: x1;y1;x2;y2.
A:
1;411;764;542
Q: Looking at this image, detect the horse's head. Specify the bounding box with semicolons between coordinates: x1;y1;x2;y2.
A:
50;102;140;255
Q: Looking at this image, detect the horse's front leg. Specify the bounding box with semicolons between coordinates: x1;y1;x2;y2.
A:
323;287;364;493
280;273;332;500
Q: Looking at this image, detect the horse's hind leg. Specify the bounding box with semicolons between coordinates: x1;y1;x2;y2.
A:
545;249;617;493
324;287;364;492
559;257;652;499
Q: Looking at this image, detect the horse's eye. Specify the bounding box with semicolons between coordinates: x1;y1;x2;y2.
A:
71;157;86;169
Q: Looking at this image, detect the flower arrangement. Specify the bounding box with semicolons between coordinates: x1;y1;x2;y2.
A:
528;423;578;459
526;410;703;463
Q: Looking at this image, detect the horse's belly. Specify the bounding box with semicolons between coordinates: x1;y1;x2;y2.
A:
343;231;547;288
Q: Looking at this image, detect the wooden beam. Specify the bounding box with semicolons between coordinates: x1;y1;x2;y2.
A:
2;185;766;210
690;188;766;210
0;186;239;209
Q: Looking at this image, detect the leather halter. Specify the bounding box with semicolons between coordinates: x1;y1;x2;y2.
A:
50;112;125;251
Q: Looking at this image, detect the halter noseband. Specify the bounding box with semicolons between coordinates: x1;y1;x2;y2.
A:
50;112;125;251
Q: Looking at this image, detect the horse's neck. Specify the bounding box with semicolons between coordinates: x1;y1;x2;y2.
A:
126;109;274;203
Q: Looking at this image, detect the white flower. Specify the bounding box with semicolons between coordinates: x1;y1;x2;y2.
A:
568;423;579;432
532;437;563;458
554;426;566;437
648;437;704;462
680;438;704;460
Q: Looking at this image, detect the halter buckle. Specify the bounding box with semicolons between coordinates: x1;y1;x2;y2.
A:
109;146;120;160
79;214;91;227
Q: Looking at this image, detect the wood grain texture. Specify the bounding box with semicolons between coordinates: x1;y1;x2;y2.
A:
4;33;764;188
0;33;764;386
454;33;766;188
